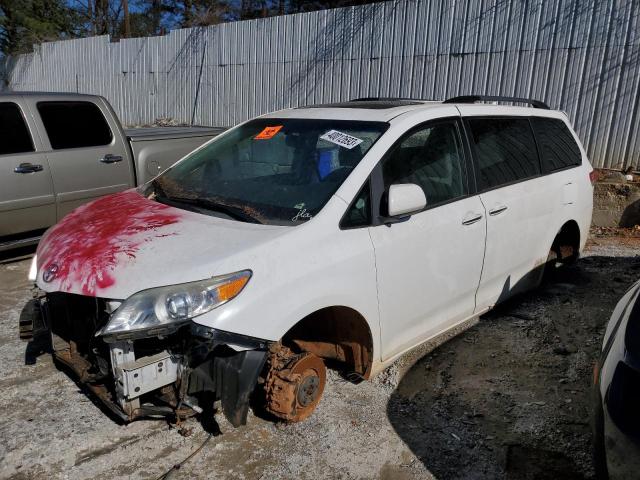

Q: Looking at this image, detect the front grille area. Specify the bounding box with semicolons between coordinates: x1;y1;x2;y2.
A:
46;293;111;380
47;292;110;343
42;292;127;419
43;292;191;422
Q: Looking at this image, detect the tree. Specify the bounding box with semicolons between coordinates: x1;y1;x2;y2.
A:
166;0;235;27
0;0;80;55
286;0;385;14
0;0;387;56
235;0;387;19
69;0;124;37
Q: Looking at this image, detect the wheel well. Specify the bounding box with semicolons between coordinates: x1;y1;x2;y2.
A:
281;306;374;380
552;220;581;261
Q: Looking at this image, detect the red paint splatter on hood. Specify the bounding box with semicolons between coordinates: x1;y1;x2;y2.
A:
38;190;182;296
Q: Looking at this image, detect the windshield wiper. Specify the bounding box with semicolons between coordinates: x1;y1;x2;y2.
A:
151;179;168;199
159;195;263;224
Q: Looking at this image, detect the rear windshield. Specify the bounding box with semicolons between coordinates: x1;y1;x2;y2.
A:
153;118;388;225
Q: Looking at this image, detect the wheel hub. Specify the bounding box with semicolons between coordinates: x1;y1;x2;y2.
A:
265;346;327;422
297;373;320;407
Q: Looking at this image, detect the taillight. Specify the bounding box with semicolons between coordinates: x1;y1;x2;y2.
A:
589;170;597;184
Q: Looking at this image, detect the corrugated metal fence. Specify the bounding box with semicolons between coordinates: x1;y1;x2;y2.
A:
1;0;639;169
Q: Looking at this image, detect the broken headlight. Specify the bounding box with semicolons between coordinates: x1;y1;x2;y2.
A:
97;270;251;339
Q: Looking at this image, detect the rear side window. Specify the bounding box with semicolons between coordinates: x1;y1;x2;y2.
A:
531;117;582;172
0;102;34;155
468;118;540;190
37;101;113;149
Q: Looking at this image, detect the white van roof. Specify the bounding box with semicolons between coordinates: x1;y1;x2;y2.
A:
263;95;561;123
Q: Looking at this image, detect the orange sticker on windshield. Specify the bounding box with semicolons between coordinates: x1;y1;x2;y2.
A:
254;125;283;140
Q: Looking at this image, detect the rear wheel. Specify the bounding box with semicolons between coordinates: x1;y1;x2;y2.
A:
544;224;580;280
550;242;578;267
550;222;581;268
264;346;326;422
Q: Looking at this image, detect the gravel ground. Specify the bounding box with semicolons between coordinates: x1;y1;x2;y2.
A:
0;237;638;480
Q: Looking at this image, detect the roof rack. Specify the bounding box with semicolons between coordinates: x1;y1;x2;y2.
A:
348;97;425;102
443;95;550;110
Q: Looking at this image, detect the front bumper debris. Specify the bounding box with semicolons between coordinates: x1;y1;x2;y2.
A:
189;348;268;426
39;292;269;426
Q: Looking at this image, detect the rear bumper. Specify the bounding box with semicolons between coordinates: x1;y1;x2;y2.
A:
40;292;269;426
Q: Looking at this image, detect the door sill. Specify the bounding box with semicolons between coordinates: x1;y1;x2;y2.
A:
371;314;481;378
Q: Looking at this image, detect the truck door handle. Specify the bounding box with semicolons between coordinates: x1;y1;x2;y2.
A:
462;213;483;225
14;163;44;174
100;154;123;164
489;205;508;216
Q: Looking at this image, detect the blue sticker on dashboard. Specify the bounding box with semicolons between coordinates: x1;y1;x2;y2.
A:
317;151;334;179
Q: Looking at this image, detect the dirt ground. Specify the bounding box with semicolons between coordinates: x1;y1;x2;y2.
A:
0;236;638;480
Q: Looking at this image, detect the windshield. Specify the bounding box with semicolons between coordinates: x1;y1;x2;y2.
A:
152;118;388;225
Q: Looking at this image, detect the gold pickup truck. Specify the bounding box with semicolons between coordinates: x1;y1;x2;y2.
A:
0;91;224;251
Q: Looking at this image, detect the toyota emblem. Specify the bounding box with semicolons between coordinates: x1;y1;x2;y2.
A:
43;263;59;283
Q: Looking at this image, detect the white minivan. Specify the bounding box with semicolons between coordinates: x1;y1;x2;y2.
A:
32;95;593;427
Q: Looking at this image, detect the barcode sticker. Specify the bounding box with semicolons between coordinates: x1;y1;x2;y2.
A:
320;130;364;150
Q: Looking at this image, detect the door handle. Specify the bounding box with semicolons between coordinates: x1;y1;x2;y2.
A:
462;213;483;226
100;154;123;164
14;163;44;174
489;205;508;216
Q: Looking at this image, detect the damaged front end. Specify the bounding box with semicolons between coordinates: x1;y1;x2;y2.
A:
40;291;270;427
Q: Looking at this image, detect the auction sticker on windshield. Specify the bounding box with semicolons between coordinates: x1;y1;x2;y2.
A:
320;130;364;149
254;125;283;140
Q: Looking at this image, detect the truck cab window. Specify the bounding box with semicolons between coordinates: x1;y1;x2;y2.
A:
37;101;113;150
0;102;34;155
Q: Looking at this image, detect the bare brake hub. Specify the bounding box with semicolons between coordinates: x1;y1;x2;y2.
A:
265;345;326;422
297;375;320;407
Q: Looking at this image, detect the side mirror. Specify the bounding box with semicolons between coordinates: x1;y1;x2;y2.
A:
387;183;427;217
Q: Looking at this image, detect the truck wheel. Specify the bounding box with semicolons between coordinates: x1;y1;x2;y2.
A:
265;346;326;422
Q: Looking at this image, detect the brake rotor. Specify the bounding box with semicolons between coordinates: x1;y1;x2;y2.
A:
265;347;326;422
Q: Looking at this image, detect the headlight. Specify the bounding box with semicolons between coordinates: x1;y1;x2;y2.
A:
97;270;251;339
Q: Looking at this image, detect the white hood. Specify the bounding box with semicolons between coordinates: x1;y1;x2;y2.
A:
36;190;288;299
